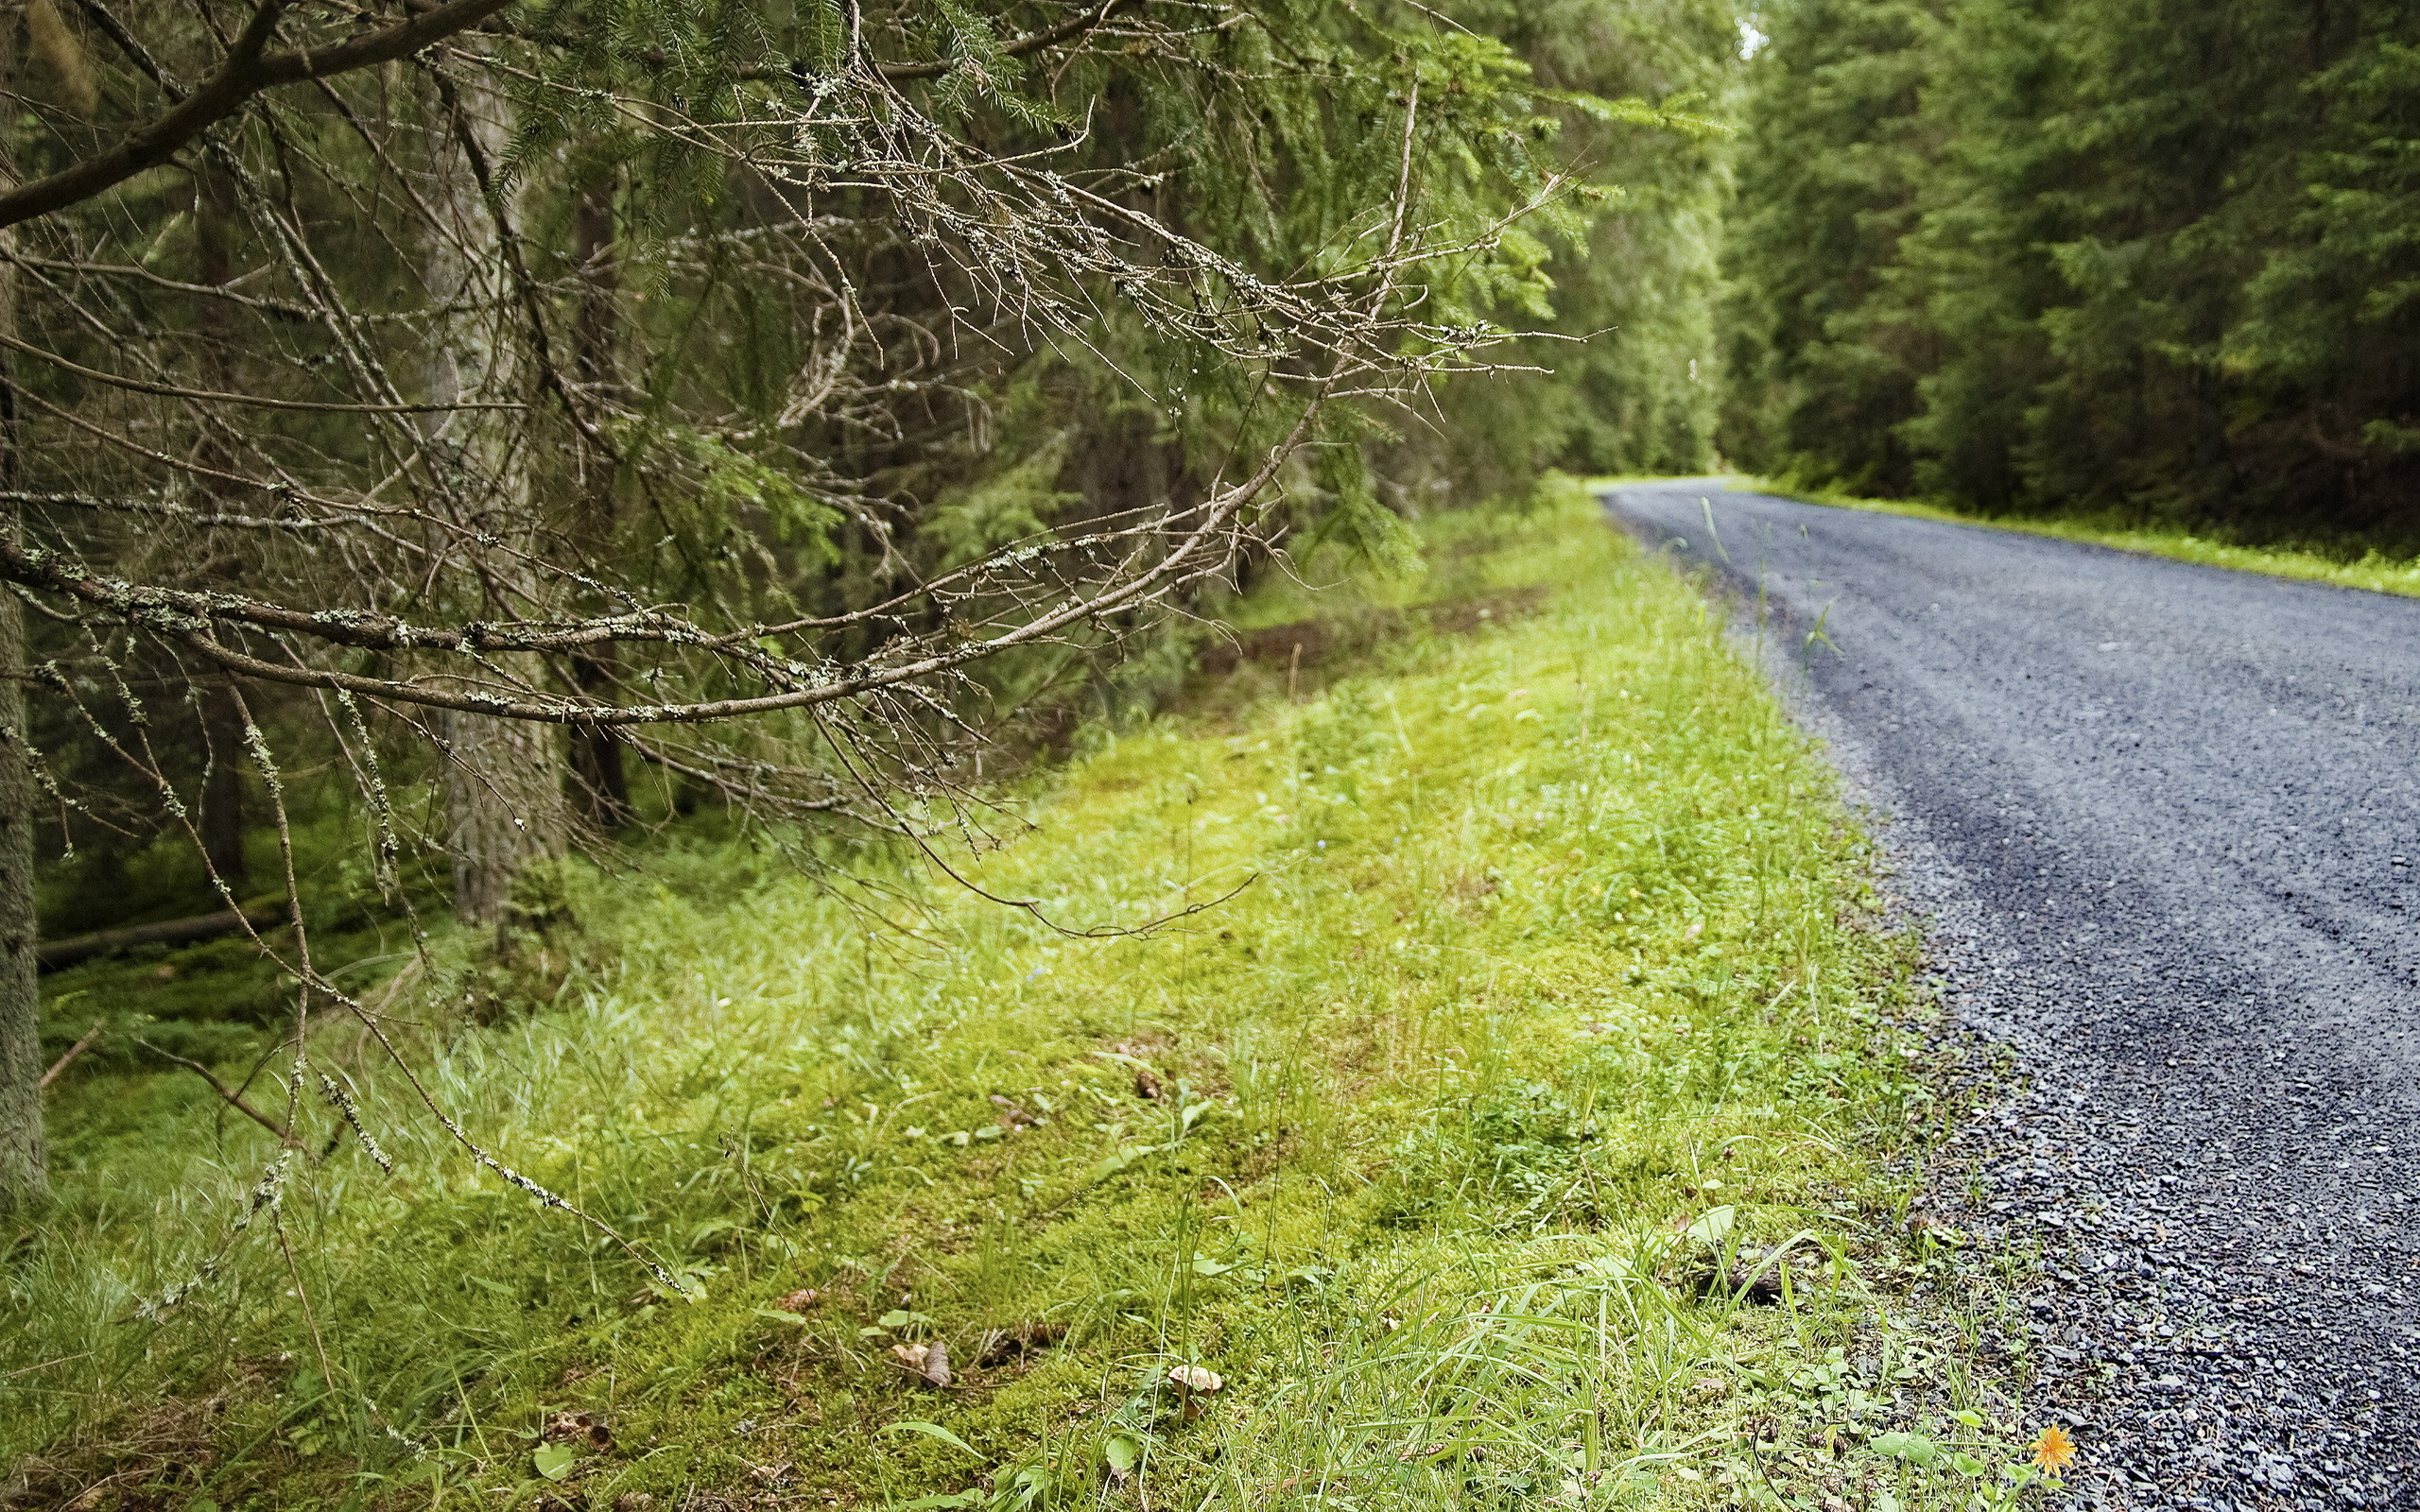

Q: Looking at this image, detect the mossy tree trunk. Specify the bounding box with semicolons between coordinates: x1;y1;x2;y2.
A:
425;65;565;925
0;573;40;1210
0;161;45;1206
565;168;630;829
194;159;250;892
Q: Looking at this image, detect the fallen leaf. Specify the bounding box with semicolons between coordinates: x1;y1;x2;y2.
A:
890;1339;953;1388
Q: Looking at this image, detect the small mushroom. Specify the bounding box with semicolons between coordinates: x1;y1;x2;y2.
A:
1166;1363;1223;1418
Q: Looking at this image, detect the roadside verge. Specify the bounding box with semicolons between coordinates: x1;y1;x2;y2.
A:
7;481;2057;1511
1737;477;2420;600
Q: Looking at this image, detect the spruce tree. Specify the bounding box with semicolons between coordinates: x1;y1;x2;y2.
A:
1719;0;1939;493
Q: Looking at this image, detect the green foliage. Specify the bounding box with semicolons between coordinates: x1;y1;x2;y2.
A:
6;488;2030;1509
1724;0;2420;547
633;421;848;572
21;0;1743;954
1408;0;1745;502
1718;0;1939;495
2233;19;2420;466
922;431;1080;572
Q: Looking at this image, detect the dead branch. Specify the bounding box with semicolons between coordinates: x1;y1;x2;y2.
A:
39;1021;106;1091
0;0;527;231
136;1041;302;1148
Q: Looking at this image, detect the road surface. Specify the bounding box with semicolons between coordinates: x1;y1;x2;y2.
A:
1604;479;2420;1510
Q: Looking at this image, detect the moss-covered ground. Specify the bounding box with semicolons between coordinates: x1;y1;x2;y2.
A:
7;485;2053;1510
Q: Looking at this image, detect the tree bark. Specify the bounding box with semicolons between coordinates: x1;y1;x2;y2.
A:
194;161;248;889
424;62;565;926
0;578;40;1208
443;710;562;925
0;132;47;1202
565;169;630;828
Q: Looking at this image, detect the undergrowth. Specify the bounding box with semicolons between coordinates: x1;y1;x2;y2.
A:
1752;477;2420;599
5;482;2047;1510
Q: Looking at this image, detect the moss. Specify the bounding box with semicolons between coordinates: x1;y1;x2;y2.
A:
2;484;2043;1511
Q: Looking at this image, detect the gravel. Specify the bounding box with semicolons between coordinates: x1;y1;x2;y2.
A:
1604;480;2420;1510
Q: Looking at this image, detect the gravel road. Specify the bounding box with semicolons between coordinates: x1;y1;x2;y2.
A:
1603;479;2420;1510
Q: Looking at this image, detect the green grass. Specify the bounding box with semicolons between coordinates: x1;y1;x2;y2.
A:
5;483;2048;1511
1743;476;2420;598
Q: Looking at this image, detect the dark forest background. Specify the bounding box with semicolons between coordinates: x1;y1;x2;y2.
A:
26;0;2420;972
1721;0;2420;549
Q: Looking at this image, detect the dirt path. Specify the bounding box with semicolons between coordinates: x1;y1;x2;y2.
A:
1605;479;2420;1510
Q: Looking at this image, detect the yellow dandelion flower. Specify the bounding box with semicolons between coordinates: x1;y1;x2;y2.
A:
2031;1422;2078;1476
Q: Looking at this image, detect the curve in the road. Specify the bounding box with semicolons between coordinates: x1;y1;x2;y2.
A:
1604;478;2420;1511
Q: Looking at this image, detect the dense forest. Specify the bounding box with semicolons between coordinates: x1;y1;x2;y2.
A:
17;0;2420;1203
6;2;2417;1503
15;0;2420;1205
1722;0;2420;548
2;1;1737;1208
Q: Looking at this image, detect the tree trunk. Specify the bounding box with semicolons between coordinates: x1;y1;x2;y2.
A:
565;169;630;828
194;162;249;890
425;64;564;925
443;710;561;925
0;577;41;1209
568;656;631;828
199;685;248;888
0;162;47;1206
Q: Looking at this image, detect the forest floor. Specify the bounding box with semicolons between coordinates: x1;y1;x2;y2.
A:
1611;478;2420;1511
9;484;2067;1512
1749;480;2420;601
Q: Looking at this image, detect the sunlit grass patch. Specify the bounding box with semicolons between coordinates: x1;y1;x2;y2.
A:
1;482;2048;1510
1752;474;2420;598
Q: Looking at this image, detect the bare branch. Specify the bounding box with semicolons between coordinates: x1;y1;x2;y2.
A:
39;1021;106;1091
138;1040;302;1148
0;0;525;230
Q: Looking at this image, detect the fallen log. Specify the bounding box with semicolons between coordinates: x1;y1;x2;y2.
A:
36;903;283;971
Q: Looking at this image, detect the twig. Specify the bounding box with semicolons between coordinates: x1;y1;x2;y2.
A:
39;1019;106;1090
276;1208;339;1395
137;1039;302;1146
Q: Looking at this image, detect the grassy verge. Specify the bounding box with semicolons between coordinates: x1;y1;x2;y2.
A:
6;483;2049;1511
1744;477;2420;599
